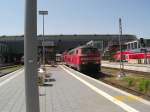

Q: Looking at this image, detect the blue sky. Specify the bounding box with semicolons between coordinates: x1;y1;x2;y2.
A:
0;0;149;38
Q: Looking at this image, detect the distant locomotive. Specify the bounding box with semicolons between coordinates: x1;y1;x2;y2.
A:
63;45;101;73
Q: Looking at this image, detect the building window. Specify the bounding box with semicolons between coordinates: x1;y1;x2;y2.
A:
134;42;137;49
131;43;134;49
128;44;130;49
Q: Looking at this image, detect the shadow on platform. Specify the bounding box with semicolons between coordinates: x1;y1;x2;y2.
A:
39;83;53;87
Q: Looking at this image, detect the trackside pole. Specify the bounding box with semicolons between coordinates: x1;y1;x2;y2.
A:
24;0;40;112
118;18;125;78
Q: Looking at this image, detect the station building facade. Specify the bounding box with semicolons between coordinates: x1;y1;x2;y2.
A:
0;42;9;64
0;34;136;64
125;39;150;51
112;39;150;64
0;36;23;64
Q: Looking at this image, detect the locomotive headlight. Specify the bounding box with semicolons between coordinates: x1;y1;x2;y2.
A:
96;61;100;64
81;57;88;61
81;62;87;64
94;57;100;60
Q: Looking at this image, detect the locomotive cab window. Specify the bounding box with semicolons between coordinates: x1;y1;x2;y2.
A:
76;50;78;54
68;49;74;55
81;47;98;54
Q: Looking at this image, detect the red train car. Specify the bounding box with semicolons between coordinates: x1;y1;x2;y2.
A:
63;45;101;73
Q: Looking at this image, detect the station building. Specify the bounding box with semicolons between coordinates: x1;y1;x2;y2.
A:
0;34;136;64
0;42;9;64
113;39;150;64
0;36;23;64
125;39;150;52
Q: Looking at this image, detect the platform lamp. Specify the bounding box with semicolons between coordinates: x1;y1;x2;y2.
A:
118;18;126;78
39;10;48;68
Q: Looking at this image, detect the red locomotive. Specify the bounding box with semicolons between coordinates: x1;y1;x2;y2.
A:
63;45;101;73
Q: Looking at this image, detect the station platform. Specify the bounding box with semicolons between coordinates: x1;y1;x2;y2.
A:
102;61;150;73
0;65;150;112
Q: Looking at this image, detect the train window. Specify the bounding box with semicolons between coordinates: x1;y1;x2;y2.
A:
68;49;74;55
81;48;98;54
76;50;78;54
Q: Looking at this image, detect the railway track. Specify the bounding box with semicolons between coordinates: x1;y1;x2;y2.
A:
0;65;22;77
102;61;150;73
100;78;150;101
99;66;150;101
68;65;150;101
102;66;150;76
0;65;19;70
64;65;150;102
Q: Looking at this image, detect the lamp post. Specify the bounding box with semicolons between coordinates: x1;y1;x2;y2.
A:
118;18;125;78
39;10;48;68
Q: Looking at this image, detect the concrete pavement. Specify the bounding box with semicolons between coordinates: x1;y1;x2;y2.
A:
101;61;150;73
0;66;150;112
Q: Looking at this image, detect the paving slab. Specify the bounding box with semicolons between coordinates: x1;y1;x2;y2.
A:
61;65;150;112
0;66;150;112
